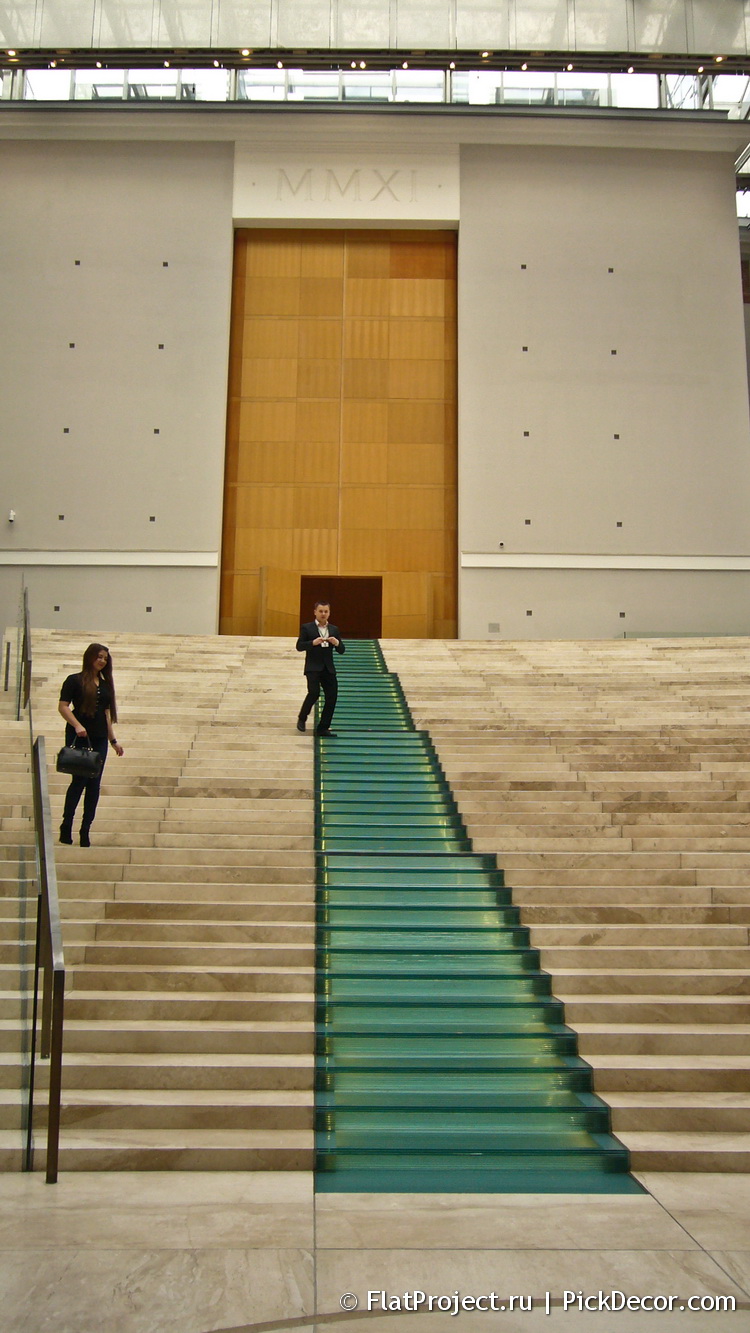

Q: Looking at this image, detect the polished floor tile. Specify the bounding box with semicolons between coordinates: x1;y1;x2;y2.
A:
314;1191;697;1251
0;1172;747;1333
637;1174;750;1250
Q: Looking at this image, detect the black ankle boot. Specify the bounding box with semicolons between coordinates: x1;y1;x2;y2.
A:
79;828;91;848
59;823;73;845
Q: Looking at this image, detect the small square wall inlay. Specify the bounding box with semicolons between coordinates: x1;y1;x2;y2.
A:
616;521;623;528
526;610;533;616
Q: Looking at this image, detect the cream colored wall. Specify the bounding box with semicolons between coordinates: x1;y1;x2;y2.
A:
461;567;750;640
0;139;234;636
2;114;749;642
458;143;750;638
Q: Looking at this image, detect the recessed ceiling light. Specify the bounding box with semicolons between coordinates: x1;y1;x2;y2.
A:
359;61;366;69
402;61;408;69
716;55;724;62
521;62;528;71
698;65;704;73
277;61;283;69
213;59;220;67
481;51;489;59
7;49;16;56
96;61;102;68
566;63;574;71
50;60;56;67
627;66;634;74
164;60;170;67
449;62;455;70
241;49;250;56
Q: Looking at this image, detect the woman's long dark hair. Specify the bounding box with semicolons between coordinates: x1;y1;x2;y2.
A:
80;643;117;721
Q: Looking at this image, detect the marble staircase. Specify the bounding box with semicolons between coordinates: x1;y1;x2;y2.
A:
1;632;316;1170
381;638;750;1172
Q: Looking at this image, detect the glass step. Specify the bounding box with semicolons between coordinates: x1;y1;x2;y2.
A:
321;976;549;1000
316;1167;643;1193
317;1145;630;1169
318;1125;614;1151
318;1066;595;1093
321;1034;579;1060
319;909;518;928
320;838;470;853
320;889;509;907
316;952;540;975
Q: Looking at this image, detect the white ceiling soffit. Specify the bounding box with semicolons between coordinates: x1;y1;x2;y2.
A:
1;0;750;56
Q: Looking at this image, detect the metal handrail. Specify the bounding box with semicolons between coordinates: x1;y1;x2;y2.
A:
26;735;65;1183
16;583;31;720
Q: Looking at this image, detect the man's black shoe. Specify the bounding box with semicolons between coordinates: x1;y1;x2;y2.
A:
296;718;306;732
316;729;338;738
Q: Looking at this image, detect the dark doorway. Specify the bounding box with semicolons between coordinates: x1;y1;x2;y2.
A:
299;576;383;638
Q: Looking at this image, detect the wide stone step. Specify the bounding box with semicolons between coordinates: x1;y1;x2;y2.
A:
523;906;749;924
550;969;750;995
621;1131;750;1172
60;882;312;904
101;901;314;922
0;1128;313;1171
62;987;315;1029
5;1087;314;1131
578;1024;750;1056
562;996;750;1022
589;1053;750;1093
607;1092;750;1132
474;836;628;852
511;887;715;905
71;974;313;1011
0;1046;312;1088
538;944;750;969
79;921;314;943
531;924;749;945
57;865;314;884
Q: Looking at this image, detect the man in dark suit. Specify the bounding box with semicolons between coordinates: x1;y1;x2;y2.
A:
296;600;345;737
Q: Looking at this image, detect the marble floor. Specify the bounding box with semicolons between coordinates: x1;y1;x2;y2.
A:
0;1172;748;1333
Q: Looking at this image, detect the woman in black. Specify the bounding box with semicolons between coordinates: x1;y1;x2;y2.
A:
58;643;124;846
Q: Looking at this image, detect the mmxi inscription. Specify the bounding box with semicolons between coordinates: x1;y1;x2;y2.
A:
276;168;419;202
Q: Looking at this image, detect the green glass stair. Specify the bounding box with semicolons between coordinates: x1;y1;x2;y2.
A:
314;639;641;1193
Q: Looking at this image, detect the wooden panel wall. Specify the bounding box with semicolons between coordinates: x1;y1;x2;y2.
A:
220;229;457;637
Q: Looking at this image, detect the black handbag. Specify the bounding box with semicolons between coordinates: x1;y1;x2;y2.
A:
56;737;103;780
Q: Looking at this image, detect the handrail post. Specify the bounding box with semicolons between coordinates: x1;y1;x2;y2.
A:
45;972;65;1184
29;737;65;1183
24;894;43;1173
